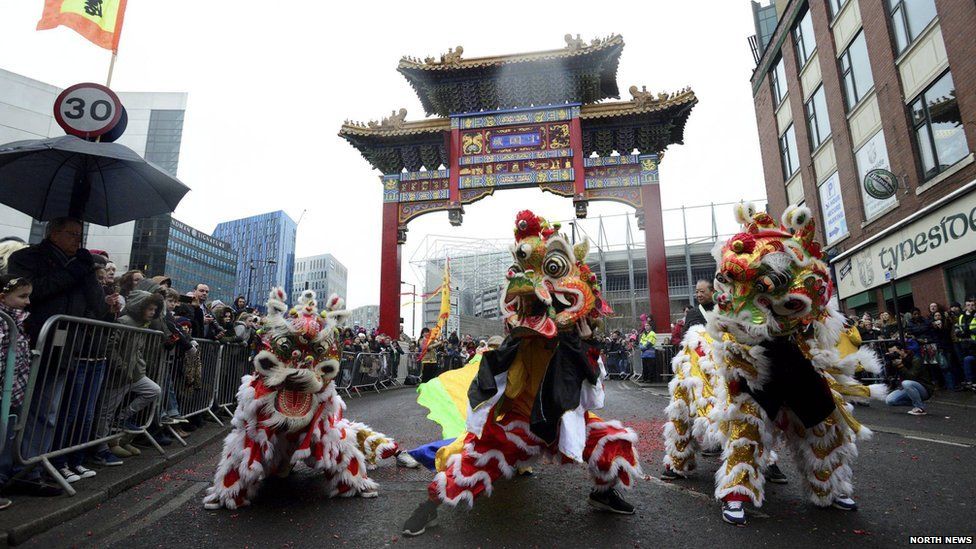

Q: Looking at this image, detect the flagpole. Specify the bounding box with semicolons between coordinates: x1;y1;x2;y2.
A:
105;51;117;87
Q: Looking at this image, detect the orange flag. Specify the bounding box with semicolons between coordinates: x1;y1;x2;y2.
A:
37;0;128;52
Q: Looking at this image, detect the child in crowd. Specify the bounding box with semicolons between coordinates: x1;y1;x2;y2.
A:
160;288;194;439
0;275;33;509
91;290;163;466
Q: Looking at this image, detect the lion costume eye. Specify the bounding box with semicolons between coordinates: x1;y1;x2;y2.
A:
543;252;570;278
274;337;292;355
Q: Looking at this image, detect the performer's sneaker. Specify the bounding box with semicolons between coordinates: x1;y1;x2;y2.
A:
907;407;927;416
700;446;722;457
764;463;788;484
660;466;682;480
395;452;421;469
402;500;439;537
721;500;747;525
831;495;858;511
588;488;635;515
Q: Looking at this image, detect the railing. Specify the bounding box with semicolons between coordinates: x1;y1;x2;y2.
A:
0;310;19;456
14;315;167;495
6;315;258;496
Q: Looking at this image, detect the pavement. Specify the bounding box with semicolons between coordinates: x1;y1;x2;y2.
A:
4;382;976;548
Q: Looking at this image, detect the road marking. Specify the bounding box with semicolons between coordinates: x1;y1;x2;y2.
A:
902;435;973;448
99;481;208;548
864;424;976;448
644;475;770;519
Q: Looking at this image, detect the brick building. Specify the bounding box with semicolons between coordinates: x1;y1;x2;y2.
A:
748;0;976;317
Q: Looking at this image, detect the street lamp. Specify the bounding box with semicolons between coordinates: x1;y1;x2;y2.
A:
401;280;416;338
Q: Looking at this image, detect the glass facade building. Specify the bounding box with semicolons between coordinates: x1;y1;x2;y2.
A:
213;211;297;308
292;253;348;305
129;215;238;304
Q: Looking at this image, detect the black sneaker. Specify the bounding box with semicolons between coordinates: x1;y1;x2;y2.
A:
660;466;681;481
0;496;11;510
402;500;439;537
588;488;635;515
764;463;788;484
700;446;722;457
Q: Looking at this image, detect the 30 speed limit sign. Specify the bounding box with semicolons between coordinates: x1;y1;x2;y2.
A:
53;83;123;139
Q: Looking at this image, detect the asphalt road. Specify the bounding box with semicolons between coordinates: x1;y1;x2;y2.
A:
24;382;976;548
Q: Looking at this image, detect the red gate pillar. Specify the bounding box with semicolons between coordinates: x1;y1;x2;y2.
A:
379;201;401;338
640;183;671;333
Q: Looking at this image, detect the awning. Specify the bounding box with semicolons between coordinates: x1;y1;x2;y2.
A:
845;291;877;308
882;280;913;301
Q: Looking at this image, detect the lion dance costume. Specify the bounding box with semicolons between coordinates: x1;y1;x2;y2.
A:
402;211;642;536
203;288;399;509
662;203;886;525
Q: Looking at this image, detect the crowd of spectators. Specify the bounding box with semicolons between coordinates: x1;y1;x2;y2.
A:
0;218;263;507
850;299;976;395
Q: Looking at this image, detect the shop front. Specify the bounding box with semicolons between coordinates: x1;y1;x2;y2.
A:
833;181;976;314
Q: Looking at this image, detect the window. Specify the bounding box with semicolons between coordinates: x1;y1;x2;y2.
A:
793;8;816;69
786;176;804;206
910;71;968;180
771;56;787;107
888;0;937;55
805;85;831;151
780;124;800;180
828;0;849;19
839;31;874;111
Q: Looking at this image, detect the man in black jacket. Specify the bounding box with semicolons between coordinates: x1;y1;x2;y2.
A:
7;217;109;495
681;279;715;338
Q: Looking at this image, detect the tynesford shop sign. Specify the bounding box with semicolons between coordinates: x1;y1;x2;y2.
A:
835;188;976;299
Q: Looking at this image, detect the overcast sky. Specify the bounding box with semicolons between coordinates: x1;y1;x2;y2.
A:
0;1;767;326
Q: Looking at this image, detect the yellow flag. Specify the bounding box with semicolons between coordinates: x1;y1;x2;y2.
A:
419;260;451;361
37;0;128;51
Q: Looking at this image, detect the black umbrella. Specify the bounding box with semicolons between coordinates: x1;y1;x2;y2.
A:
0;135;190;226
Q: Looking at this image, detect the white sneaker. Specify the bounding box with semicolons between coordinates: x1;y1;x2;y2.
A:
396;452;420;469
907;408;927;416
73;465;97;479
722;500;747;525
58;466;81;483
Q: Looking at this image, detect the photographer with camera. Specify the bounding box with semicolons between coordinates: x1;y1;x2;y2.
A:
954;298;976;391
884;342;935;416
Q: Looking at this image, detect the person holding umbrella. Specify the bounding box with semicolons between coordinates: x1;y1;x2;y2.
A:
6;217;109;495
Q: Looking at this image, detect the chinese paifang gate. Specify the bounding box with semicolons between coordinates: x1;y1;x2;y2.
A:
402;210;642;537
661;203;887;526
202;288;401;509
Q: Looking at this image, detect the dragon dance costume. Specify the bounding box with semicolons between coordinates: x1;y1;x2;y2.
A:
662;203;886;525
403;211;642;536
203;289;400;509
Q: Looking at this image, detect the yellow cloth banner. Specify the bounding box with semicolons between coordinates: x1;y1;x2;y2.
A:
419;260;450;362
37;0;128;51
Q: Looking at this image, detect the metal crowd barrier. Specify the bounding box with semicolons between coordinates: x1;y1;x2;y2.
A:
214;343;250;417
334;351;357;398
603;350;634;380
858;338;898;384
0;310;19;456
350;352;386;394
171;338;224;430
14;315;166;495
403;352;422;385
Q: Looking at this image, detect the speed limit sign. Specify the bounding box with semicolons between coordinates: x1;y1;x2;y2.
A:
53;83;123;139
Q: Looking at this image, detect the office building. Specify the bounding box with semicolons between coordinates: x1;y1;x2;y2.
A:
213;211;297;307
292;253;348;305
347;305;380;332
748;0;976;315
129;215;238;303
